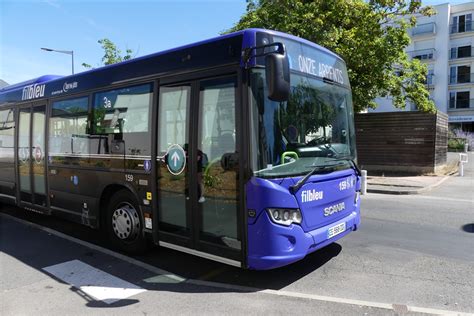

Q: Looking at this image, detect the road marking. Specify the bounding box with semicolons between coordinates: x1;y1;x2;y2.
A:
187;280;473;316
363;194;473;204
2;213;472;316
43;259;146;304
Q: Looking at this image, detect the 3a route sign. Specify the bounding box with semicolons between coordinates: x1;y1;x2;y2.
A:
166;144;186;175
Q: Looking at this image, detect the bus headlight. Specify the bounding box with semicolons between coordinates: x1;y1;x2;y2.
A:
267;208;302;226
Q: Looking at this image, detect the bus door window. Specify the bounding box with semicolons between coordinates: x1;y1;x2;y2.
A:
198;77;240;250
157;85;191;236
32;106;46;204
18;110;31;195
0;109;15;198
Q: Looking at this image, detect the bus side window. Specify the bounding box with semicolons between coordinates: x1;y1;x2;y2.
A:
92;84;153;157
50;97;89;160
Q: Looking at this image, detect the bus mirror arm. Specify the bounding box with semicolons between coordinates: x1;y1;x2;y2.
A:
242;42;290;102
242;42;285;66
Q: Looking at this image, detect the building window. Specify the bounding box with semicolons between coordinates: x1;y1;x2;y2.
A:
426;69;434;85
451;14;472;33
450;46;472;59
458;45;472;58
449;91;470;109
413;52;433;60
450;65;471;84
410;48;435;60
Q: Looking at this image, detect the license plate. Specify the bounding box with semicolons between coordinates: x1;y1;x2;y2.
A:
327;222;346;239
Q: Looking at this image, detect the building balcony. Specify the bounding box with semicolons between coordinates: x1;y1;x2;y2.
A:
408;48;435;60
449;99;474;110
449;73;474;85
411;22;436;36
450;21;473;34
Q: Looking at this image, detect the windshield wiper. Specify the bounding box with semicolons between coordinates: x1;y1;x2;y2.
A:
323;77;336;85
289;156;361;195
289;161;345;194
333;156;361;177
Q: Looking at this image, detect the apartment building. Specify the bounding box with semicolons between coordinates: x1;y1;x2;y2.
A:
374;1;474;132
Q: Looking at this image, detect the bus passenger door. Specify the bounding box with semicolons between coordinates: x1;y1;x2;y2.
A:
195;76;241;261
156;84;192;244
17;105;48;210
156;74;241;265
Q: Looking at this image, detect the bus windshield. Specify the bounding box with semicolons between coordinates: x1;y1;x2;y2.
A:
250;46;356;178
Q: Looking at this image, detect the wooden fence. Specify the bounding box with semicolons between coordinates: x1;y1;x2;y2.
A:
354;111;448;174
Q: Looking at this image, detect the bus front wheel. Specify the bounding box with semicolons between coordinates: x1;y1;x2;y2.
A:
106;189;147;254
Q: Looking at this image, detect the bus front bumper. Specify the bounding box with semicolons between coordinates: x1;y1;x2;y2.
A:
247;210;360;270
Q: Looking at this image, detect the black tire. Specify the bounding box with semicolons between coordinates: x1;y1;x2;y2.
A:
106;189;147;254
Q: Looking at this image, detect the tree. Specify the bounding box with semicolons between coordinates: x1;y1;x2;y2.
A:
227;0;436;113
82;38;133;69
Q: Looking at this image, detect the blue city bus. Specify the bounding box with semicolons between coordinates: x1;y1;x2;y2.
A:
0;29;361;270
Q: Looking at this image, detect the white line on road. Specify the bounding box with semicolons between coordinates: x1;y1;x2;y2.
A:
363;193;473;204
2;213;472;316
43;259;146;304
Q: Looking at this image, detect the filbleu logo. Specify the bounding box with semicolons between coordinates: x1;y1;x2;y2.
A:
301;189;324;203
22;84;46;101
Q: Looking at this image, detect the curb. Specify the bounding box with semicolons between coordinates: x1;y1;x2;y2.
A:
367;175;451;195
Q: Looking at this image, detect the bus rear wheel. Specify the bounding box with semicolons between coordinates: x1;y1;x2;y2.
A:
106;189;147;254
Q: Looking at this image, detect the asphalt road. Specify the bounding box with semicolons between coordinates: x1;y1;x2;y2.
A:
1;153;473;315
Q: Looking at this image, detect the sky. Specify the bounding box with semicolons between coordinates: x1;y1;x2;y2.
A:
0;0;247;85
0;0;472;85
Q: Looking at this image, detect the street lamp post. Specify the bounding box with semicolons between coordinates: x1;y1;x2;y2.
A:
41;47;74;75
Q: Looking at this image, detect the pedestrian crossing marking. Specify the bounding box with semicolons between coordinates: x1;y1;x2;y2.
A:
43;259;146;304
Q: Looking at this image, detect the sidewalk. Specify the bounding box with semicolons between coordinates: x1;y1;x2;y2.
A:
366;152;467;195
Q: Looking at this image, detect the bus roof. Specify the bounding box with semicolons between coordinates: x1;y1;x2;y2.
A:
0;75;63;93
0;29;344;106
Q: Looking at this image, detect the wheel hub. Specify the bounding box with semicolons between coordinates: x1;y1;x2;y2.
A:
112;203;140;240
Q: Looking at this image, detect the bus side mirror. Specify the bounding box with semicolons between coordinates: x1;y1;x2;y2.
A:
265;52;290;102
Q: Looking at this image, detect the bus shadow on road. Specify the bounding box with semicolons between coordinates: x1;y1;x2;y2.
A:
461;223;474;233
146;242;343;291
220;243;342;290
129;244;343;297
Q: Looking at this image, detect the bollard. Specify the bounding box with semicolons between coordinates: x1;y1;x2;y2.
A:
459;153;468;177
361;170;367;195
464;143;469;153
